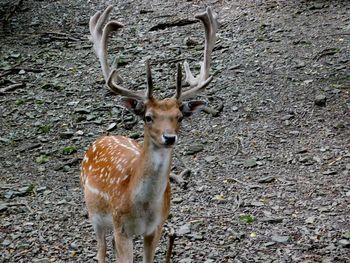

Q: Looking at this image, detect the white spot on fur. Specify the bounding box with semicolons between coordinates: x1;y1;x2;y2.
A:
85;182;110;201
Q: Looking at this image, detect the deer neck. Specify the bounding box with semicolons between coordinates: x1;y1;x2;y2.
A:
131;133;173;204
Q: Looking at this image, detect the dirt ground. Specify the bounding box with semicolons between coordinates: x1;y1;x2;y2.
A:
1;0;349;262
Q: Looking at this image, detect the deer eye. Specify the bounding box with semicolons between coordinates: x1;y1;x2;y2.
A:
145;114;153;123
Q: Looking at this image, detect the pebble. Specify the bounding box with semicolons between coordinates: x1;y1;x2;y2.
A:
258;176;275;183
243;158;257;168
271;234;290;243
315;94;326;106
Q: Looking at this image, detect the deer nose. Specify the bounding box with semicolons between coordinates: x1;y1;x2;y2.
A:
163;134;177;146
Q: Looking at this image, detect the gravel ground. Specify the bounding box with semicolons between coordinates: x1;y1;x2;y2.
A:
1;0;349;262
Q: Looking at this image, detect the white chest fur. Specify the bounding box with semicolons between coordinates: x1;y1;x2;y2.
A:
125;147;171;236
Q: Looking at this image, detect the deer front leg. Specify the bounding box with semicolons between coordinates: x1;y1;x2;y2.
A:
114;229;133;263
143;225;163;263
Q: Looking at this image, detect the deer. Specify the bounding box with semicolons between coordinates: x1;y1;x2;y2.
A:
80;5;217;263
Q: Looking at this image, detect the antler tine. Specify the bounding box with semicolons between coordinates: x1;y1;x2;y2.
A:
175;63;182;100
90;5;145;100
180;6;218;100
145;59;153;99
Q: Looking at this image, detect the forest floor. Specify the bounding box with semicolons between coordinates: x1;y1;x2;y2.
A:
0;0;349;262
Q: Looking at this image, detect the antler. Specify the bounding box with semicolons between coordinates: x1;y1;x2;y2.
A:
89;5;151;100
175;6;218;101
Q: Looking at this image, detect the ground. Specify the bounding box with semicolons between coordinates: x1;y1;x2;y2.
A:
0;0;349;262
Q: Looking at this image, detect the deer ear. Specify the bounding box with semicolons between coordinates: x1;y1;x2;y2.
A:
180;100;207;117
120;97;145;116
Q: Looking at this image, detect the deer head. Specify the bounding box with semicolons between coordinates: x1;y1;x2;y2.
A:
89;5;218;148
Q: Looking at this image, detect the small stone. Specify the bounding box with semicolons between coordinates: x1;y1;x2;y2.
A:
322;170;337;175
183;37;198;46
172;197;183;204
281;114;294;121
258;176;275;183
179;258;192;263
184;144;204;155
74;107;91;114
32;259;51;263
177;224;191;235
107;123;117;132
59;131;74;139
0;202;8;212
86;114;96;121
345;163;350;170
264;241;276;247
261;217;283;224
243;158;257;168
305;216;316;224
75;130;84;136
63;165;70;172
70;242;78;249
2;239;11;246
271;234;290;243
315;94;326;106
251;201;264;207
296;148;308;154
338;239;350;248
204;155;217;163
341;231;350;239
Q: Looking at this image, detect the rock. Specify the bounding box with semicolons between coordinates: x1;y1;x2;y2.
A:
264;242;276;247
32;259;51;263
341;231;350;239
322;170;337;175
172;197;183;204
309;3;325;10
243;158;257;168
183;36;198;46
106;122;117;131
271;234;290;243
0;202;8;212
258;176;275;183
184;144;204;155
177;224;191;235
261;217;283;224
281;114;294;121
74;107;91;114
315;94;326;106
204;155;217;163
305;216;316;224
338;239;350;248
59;131;74;139
179;258;193;263
2;239;11;246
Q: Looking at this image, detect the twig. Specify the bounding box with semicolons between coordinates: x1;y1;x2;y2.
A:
149;18;198;31
226;177;262;189
41;31;82;42
0;67;44;78
170;168;191;185
6;202;34;214
165;228;176;263
0;82;25;95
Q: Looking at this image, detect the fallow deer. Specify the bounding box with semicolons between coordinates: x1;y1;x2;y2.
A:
81;5;217;263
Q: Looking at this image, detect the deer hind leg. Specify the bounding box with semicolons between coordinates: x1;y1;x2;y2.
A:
92;216;108;263
114;229;133;263
143;225;163;263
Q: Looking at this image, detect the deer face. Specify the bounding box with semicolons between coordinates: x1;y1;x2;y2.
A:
121;97;206;148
